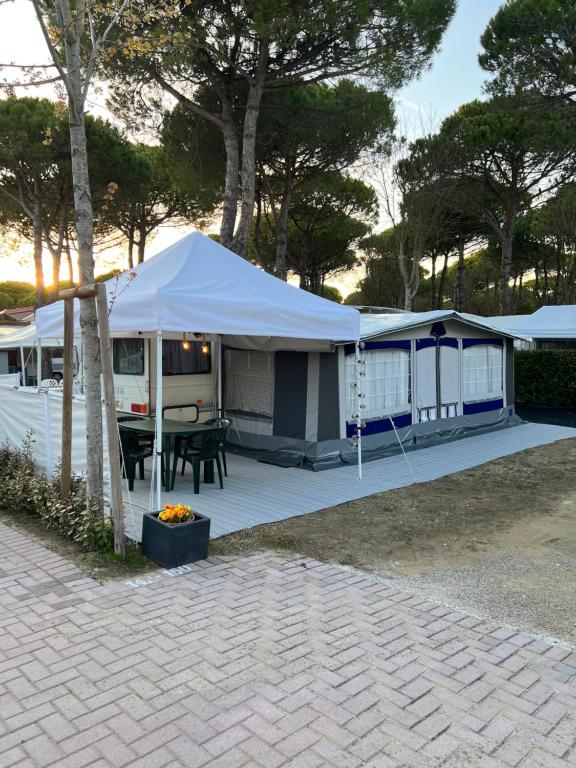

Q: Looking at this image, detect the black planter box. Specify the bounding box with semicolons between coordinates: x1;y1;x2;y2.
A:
141;511;210;568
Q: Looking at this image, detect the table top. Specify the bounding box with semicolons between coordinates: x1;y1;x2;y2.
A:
118;418;213;436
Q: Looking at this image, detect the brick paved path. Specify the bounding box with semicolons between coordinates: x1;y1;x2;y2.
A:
1;523;576;767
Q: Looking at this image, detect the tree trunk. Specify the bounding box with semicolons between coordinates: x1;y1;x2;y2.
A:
232;43;269;257
404;283;413;312
137;217;146;264
308;269;322;296
436;253;449;310
554;242;562;304
455;238;465;312
429;254;437;310
32;204;44;307
62;0;104;514
127;222;135;269
65;229;74;284
252;179;264;269
274;162;294;281
220;118;240;249
499;235;514;315
51;252;61;293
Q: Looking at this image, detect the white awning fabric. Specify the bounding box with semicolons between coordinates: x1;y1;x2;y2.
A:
0;324;63;349
487;306;576;339
35;232;360;344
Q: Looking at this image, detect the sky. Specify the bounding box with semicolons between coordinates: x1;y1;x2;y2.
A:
0;0;506;292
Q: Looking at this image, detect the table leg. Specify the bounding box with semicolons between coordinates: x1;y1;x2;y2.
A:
204;459;215;484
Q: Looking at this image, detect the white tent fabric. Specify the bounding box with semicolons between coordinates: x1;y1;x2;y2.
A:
0;323;63;349
416;346;436;410
36;232;360;343
487;306;576;339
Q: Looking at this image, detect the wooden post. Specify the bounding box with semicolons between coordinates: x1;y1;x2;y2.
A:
61;298;74;499
95;283;127;557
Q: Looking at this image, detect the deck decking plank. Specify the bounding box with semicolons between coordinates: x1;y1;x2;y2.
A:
123;423;576;542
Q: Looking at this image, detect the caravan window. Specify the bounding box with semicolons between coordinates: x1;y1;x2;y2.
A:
113;339;145;375
162;340;211;376
224;349;274;418
463;345;503;400
346;349;411;420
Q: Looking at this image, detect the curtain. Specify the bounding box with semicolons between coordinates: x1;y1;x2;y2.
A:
162;340;211;376
415;347;437;409
440;346;459;406
345;350;410;420
463;345;503;400
113;339;144;375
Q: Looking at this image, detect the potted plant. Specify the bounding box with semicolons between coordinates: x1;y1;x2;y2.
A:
141;504;210;568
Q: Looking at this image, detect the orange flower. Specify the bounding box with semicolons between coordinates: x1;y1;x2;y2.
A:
159;503;194;524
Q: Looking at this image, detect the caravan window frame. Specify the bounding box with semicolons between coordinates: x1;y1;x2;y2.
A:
162;340;212;376
113;338;145;376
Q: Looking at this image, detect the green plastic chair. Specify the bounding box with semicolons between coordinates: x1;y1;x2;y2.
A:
179;427;227;494
204;417;232;476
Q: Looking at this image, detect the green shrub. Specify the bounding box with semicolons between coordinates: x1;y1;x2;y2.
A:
0;292;15;310
515;350;576;407
0;438;113;551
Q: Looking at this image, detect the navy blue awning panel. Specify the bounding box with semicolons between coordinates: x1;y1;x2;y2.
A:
463;398;504;415
345;340;411;356
416;336;458;351
346;412;412;437
463;338;504;349
440;337;458;349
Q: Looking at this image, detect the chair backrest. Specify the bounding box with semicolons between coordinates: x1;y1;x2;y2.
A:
205;417;232;430
196;427;228;461
39;378;61;389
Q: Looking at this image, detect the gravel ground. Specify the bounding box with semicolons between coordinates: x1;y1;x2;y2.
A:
213;438;576;645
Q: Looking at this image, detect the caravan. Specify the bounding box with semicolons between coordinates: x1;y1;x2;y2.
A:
111;335;216;420
0;323;217;421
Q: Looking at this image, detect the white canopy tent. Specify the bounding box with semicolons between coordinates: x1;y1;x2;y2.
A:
35;232;361;507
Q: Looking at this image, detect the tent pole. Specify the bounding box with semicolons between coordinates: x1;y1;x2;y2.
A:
355;342;363;481
155;331;163;511
217;335;223;417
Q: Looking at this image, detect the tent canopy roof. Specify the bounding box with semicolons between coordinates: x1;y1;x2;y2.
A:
487;306;576;339
0;324;63;350
35;232;359;344
360;310;524;341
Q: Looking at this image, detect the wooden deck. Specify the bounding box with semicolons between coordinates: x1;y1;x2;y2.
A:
123;422;576;542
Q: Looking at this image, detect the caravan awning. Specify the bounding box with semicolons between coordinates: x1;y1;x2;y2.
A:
35;232;360;345
487;306;576;339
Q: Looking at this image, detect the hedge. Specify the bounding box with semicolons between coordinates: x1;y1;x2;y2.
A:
0;438;113;551
515;350;576;407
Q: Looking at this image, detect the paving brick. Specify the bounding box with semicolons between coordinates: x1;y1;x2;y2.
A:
1;523;576;768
